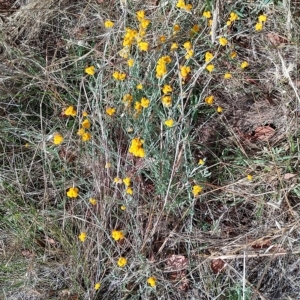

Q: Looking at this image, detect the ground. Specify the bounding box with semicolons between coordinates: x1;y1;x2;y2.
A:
0;0;300;299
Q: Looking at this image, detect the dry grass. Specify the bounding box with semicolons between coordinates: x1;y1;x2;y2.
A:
1;0;300;299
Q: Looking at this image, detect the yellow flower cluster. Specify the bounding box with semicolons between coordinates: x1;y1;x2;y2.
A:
117;257;127;267
106;107;116;116
183;41;194;59
111;229;124;241
164;119;174;127
78;232;87;242
64;105;76;117
227;12;239;26
147;277;156;287
205;52;214;63
53;133;64;145
192;185;203;197
77;118;92;141
255;14;267;31
203;11;211;19
176;0;192;11
129;137;145;158
205;95;214;105
113;71;126;81
219;37;228;46
85;66;95;76
67;187;79;198
156;56;172;79
180;65;191;80
104;19;114;28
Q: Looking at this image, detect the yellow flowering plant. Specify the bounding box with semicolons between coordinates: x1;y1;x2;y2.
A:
111;230;124;241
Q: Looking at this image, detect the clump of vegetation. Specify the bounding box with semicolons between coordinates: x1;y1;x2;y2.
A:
1;0;300;299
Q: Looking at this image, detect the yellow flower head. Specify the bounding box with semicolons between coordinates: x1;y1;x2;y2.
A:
183;41;192;50
81;132;91;142
205;52;214;63
111;229;124;241
156;56;171;79
134;101;142;113
67;187;79;198
224;73;232;79
104;20;114;28
161;95;172;107
136;10;145;22
106;107;116;116
191;24;200;34
53;133;64;145
126;187;133;195
255;22;263;31
205;95;214;105
89;198;97;205
230;51;237;59
129;137;145;158
123;177;131;187
203;11;212;18
138;41;149;51
81;118;91;129
159;35;166;43
78;232;87;242
229;12;239;22
127;58;134;67
206;64;215;72
240;61;249;69
173;24;181;32
77;128;85;137
180;65;191;78
247;174;253;181
85;66;95;76
82;111;88;117
192;185;202;197
136;83;143;90
258;14;267;23
185;49;194;59
113;71;126;81
219;37;228;46
162;84;173;95
117;257;127;267
94;282;101;290
114;177;123;184
198;159;205;165
120;205;126;211
217;106;223;113
140;19;150;29
147;277;156;287
141;97;150;108
64;106;76;117
164;119;174;127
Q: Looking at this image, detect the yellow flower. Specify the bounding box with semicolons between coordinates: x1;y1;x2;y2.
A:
156;56;172;79
240;61;249;69
136;10;145;22
162;84;172;95
67;187;79;198
185;3;193;11
205;95;214;105
219;37;228;46
191;24;200;34
140;19;150;29
217;106;223;113
129;137;145;158
82;111;88;117
183;41;192;50
176;0;186;8
164;119;174;127
123;94;133;106
230;51;237;59
89;198;97;205
198;159;204;165
161;95;172;107
173;24;181;32
229;12;239;22
159;35;166;43
205;52;214;63
247;174;253;181
126;187;133;195
206;64;215;72
113;71;126;80
138;41;149;51
64;106;76;117
185;49;194;59
170;42;178;51
227;20;232;26
114;177;123;184
120;205;126;211
106;107;116;116
123;177;131;187
85;66;95;76
255;22;263;31
258;14;267;23
203;11;211;18
104;20;114;28
78;232;87;242
147;277;156;287
180;65;191;78
134;101;142;113
136;84;143;90
141;97;150;108
81;132;91;142
81;118;91;129
224;73;232;79
117;257;127;267
77;128;85;137
94;282;101;290
111;229;124;241
127;59;134;67
53;133;64;145
192;185;202;197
